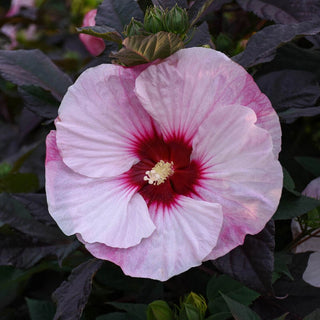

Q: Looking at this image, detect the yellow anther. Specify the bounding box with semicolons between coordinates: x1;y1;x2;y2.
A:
143;160;174;185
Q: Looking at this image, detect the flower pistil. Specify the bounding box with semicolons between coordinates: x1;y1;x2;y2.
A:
144;160;174;185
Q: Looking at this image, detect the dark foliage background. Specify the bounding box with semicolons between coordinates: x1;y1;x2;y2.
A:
0;0;319;319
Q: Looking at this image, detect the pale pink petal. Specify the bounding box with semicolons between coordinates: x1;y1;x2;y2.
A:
7;0;35;17
56;64;156;178
46;131;155;248
135;47;280;156
303;252;320;287
302;177;320;200
79;9;106;56
82;196;223;281
189;104;282;260
79;33;106;56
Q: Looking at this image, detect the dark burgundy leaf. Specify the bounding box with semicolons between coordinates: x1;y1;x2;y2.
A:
152;0;188;9
12;193;56;226
0;233;79;268
186;22;212;47
0;50;72;101
18;85;60;119
0;193;65;242
237;0;320;24
270;253;320;318
256;69;320;123
278;107;320;123
212;220;275;294
233;20;320;68
0;121;19;161
52;259;103;320
188;0;232;24
256;44;320;80
236;0;298;24
96;0;144;32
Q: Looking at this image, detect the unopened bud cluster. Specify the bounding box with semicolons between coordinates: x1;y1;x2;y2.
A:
124;5;189;37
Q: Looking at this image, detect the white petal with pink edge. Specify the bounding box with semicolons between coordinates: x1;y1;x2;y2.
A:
135;47;280;156
190;104;282;260
81;196;223;281
56;64;155;179
302;176;320;200
303;252;320;287
46;131;155;248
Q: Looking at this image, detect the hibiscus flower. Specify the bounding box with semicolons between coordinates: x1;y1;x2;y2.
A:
46;47;283;281
79;9;106;56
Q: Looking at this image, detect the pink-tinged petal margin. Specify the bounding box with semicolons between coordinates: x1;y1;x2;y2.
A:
190;104;282;260
81;196;223;281
56;63;156;179
135;47;281;156
302;176;320;200
46;131;155;248
303;252;320;287
79;9;106;56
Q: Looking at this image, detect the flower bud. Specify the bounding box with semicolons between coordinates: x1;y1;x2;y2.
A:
147;300;174;320
179;292;207;320
124;17;144;36
164;5;189;35
144;6;165;33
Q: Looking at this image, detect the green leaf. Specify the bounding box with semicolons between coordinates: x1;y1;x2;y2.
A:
295;157;320;176
304;309;320;320
205;312;231;320
0;173;39;193
179;304;202;320
272;313;289;320
108;302;147;320
220;294;261;320
26;298;56;320
0;49;72;101
111;31;184;66
283;167;299;196
147;300;174;320
273;252;293;281
0;266;26;309
206;275;260;315
273;191;320;220
76;25;123;45
96;313;131;320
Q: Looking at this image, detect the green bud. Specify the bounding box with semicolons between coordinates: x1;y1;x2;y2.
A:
124;18;144;36
179;292;207;320
147;300;174;320
144;6;165;33
164;4;189;35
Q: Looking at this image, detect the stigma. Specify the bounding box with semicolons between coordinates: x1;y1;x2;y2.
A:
144;160;174;185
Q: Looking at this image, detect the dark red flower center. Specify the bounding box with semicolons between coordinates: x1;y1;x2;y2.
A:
126;133;201;208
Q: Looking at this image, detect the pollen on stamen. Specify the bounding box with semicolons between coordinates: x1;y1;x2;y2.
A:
144;160;174;185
